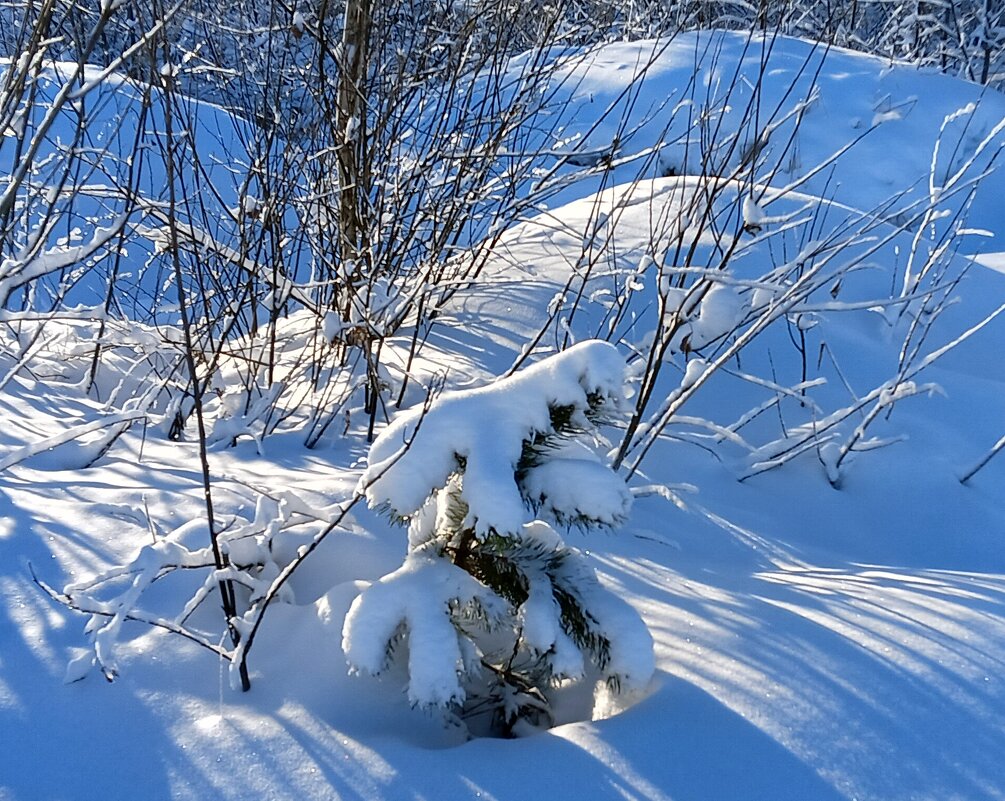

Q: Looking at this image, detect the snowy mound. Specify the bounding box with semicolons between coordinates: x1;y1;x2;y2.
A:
530;32;1005;244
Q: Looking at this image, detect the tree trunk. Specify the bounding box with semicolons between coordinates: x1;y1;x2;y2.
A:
336;0;373;321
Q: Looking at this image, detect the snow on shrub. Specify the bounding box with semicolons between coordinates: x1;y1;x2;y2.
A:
343;339;653;736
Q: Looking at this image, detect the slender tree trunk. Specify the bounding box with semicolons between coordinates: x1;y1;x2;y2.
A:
336;0;373;321
157;23;250;691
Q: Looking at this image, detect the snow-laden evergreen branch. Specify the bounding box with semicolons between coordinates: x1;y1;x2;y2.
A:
344;341;653;736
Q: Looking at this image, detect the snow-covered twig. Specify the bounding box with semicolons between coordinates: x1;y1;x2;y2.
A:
959;431;1005;484
0;411;146;473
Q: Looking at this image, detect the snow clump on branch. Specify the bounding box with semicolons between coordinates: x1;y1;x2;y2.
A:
343;340;653;736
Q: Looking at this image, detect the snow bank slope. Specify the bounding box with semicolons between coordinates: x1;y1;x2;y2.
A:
536;31;1005;246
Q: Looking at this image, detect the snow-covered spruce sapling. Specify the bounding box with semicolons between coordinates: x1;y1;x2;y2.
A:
342;340;654;736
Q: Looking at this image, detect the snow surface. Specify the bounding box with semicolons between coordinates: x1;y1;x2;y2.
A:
2;29;1005;801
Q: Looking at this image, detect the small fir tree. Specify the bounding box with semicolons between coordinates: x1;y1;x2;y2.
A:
342;340;654;736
